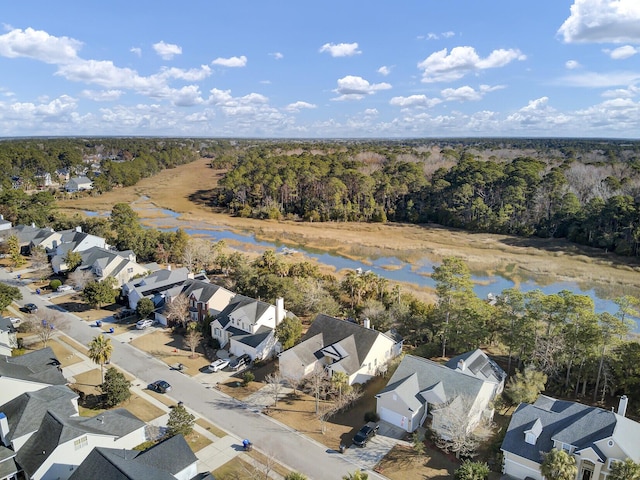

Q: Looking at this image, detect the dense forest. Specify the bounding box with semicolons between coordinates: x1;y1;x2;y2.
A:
212;138;640;257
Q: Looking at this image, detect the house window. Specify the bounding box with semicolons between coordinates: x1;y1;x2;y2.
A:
525;432;536;445
214;328;220;336
74;436;88;450
127;267;133;273
561;443;573;453
608;459;623;470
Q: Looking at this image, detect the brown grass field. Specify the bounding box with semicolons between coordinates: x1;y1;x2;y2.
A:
58;157;640;303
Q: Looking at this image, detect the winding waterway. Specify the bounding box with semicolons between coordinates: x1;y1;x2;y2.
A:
87;204;640;331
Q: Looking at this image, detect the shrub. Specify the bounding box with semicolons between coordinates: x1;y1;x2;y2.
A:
49;279;62;290
242;371;255;386
364;411;380;423
17;320;35;333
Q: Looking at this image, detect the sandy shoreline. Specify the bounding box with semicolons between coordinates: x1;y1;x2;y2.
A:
58;157;640;301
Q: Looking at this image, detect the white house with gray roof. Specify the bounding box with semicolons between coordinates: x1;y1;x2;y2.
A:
64;176;93;192
279;314;403;386
375;352;502;434
210;295;287;360
0;318;18;357
69;434;213;480
122;267;192;310
501;395;640;480
52;246;148;285
0;385;145;480
0;347;67;406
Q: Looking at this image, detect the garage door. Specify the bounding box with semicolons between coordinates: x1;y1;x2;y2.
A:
379;406;408;431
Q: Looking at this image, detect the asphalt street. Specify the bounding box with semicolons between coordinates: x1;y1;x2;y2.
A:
1;267;385;480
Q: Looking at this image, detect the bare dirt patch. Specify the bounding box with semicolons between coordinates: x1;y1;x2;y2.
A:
130;329;211;375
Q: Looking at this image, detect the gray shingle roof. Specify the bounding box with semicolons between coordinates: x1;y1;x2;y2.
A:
378;354;486;407
69;434;197;480
0;445;17;479
215;295;271;326
445;349;506;385
500;395;636;464
16;408;144;477
0;385;78;444
233;325;274;348
0;347;66;386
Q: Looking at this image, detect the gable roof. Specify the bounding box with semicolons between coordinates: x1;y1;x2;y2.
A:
215;294;271;325
0;445;17;479
0;385;78;444
501;395;640;464
232;325;274;348
181;279;228;304
378;354;486;408
0;347;67;386
124;267;190;296
16;408;144;477
445;349;506;385
69;434;198;480
304;314;397;363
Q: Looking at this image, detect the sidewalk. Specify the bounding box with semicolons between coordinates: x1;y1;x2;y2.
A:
56;330;284;477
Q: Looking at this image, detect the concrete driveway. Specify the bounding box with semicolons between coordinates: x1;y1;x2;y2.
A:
342;421;410;470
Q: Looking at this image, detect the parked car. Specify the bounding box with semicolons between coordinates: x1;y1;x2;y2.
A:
148;380;171;393
56;285;73;292
23;303;38;314
208;358;230;372
136;318;154;330
352;422;379;447
229;354;251;371
7;317;21;326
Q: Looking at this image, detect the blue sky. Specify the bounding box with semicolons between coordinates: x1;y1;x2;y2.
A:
1;0;639;138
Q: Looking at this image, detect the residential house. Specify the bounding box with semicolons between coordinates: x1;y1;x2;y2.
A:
279;314;403;386
64;176;93;192
38;227;107;259
0;224;55;255
444;349;507;398
0;318;18;357
0;385;146;480
501;395;640;480
122;267;191;310
69;434;214;480
182;279;235;323
375;352;503;434
52;246;148;285
210;296;287;360
35;173;53;189
0;347;67;406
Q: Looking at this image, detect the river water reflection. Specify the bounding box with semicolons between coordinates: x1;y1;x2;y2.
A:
95;206;640;331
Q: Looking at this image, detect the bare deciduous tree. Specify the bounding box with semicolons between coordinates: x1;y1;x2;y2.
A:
68;268;94;290
431;395;483;459
304;365;331;415
33;310;68;347
183;323;202;359
166;293;190;327
30;247;51;280
264;371;284;407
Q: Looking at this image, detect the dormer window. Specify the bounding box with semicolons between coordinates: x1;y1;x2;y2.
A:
524;418;542;445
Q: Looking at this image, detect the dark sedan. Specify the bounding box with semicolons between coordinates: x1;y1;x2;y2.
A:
352;422;379;447
148;380;172;394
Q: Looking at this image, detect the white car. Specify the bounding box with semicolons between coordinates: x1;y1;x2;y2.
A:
136;319;154;330
7;317;20;326
57;285;73;292
208;358;230;372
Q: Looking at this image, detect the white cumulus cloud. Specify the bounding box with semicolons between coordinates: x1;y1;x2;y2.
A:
152;41;182;60
418;46;526;83
566;60;581;69
285;101;317;112
130;47;142;57
269;52;283;60
319;42;361;57
332;75;391;101
377;66;391;76
606;45;638;59
558;0;640;43
389;94;441;108
0;27;80;64
440;84;504;102
212;55;247;67
80;89;124;102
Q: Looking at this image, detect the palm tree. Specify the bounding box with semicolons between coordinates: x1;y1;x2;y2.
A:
540;449;577;480
609;458;640;480
88;335;113;384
